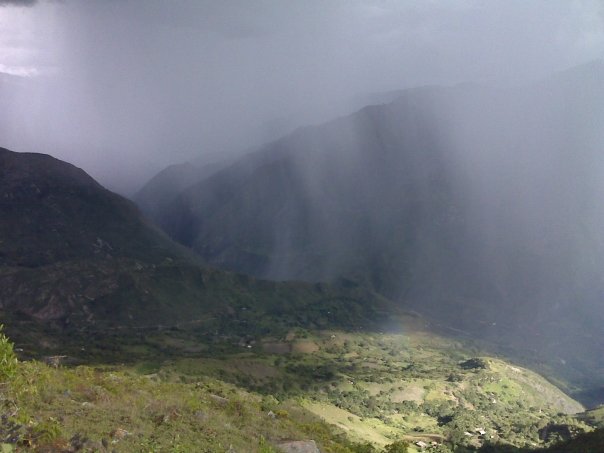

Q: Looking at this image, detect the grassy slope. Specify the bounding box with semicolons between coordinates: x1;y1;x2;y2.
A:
2;311;593;452
0;361;364;452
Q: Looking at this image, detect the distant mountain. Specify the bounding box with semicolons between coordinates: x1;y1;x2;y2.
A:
145;61;604;400
0;147;386;334
134;157;235;224
133;88;413;222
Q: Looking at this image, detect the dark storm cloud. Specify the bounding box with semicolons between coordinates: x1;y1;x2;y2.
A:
0;0;36;6
0;1;603;194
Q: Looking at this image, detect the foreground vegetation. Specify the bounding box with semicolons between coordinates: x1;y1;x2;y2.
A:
0;315;601;453
1;326;384;452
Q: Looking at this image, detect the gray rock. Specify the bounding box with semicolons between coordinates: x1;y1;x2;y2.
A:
277;440;320;453
194;410;208;422
209;394;229;405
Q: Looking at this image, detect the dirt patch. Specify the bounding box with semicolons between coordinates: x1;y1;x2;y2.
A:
292;341;319;353
262;342;291;354
404;433;446;442
285;331;297;341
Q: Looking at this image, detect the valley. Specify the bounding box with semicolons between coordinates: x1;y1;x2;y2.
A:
1;308;599;452
135;63;604;410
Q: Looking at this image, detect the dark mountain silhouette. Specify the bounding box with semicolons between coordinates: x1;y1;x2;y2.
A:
134;159;231;224
0;147;385;332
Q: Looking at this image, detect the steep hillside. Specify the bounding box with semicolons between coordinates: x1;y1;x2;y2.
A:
145;62;604;403
153;62;604;301
0;147;387;334
0;318;593;452
0;341;370;453
0;147;188;267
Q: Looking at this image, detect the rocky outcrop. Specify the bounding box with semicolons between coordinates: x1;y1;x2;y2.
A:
277;440;320;453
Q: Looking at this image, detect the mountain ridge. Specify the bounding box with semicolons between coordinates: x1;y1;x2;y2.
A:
0;147;389;335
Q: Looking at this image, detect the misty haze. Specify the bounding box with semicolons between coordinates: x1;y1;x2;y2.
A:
1;1;604;452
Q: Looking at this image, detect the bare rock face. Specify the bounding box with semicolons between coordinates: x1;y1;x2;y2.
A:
277;440;320;453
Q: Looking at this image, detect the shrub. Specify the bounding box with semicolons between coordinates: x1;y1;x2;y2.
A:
275;409;289;419
0;325;17;381
350;442;376;452
259;435;276;453
383;440;409;453
31;417;63;445
260;395;280;411
459;358;487;370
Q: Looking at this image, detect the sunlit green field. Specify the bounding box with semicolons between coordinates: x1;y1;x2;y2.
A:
0;314;597;452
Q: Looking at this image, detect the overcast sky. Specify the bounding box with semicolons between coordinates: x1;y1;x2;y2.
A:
0;0;603;194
